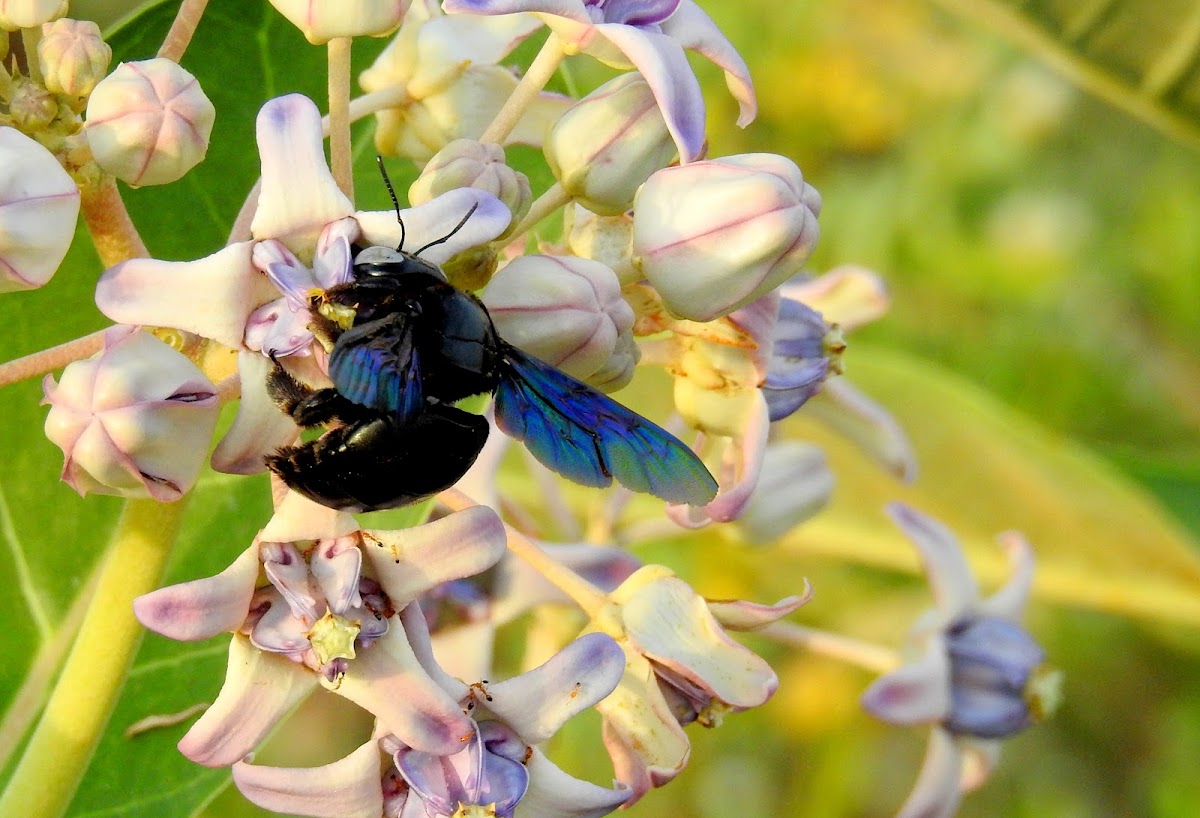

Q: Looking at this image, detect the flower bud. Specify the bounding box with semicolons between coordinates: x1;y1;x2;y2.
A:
38;18;112;98
0;0;66;30
8;77;58;130
546;73;677;216
42;326;220;501
86;58;215;186
482;254;637;389
633;154;821;321
564;204;637;284
267;0;404;44
0;126;80;292
409;139;531;236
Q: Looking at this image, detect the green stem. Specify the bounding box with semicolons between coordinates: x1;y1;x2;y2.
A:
0;498;188;818
479;32;565;146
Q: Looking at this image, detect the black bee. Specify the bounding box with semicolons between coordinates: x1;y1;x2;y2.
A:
265;174;718;513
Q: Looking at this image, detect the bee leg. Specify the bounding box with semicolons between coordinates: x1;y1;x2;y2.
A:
266;359;375;427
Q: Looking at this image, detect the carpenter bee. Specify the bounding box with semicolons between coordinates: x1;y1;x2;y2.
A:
264;174;718;513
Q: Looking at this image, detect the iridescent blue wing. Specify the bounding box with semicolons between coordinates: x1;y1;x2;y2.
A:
494;344;718;506
328;314;424;423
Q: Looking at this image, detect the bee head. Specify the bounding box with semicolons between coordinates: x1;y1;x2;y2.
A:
352;246;448;283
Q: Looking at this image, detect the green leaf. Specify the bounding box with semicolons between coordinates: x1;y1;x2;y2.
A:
932;0;1200;148
775;345;1200;626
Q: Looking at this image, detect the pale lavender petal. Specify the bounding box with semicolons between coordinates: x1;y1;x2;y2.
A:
520;748;631;818
253;239;315;308
259;490;359;542
860;637;951;726
362;506;506;604
895;728;964;818
243;296;314;357
593;24;705;162
133;544;261;640
603;0;679;26
233;740;385;818
804;378;917;481
251;94;354;253
886;503;980;621
393;746;467;816
476;744;529;815
337;629;475;754
249;590;312;653
355;189;510;265
484;633;624;744
95;242;275;350
443;0;591;23
707;587;812;632
660;1;756;126
210;350;299;474
977;532;1034;622
178;636;318;766
418;12;546;67
262;541;320;620
312;536;364;615
313;217;358;289
401;602;471;700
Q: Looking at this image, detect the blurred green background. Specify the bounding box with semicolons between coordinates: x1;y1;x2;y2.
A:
7;1;1200;816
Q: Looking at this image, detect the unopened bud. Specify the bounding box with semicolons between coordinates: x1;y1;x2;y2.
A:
43;326;220;501
8;78;58;130
483;254;637;389
39;18;112;98
547;73;677;216
564;204;636;284
0;0;66;30
409;139;531;237
0;126;79;292
633;154;821;321
267;0;404;44
86;58;215;186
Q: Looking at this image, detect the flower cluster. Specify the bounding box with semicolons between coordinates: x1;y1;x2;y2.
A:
0;2;1061;818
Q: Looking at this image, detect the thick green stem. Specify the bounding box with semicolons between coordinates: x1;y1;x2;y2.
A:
479;32;565;146
0;498;188;818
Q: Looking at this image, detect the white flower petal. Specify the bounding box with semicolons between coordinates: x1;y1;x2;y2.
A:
233;740;385;818
886;503;980;621
977;531;1035;622
355;188;511;265
895;728;965;818
210;351;300;474
519;748;631;818
860;636;951;726
134;544;261;640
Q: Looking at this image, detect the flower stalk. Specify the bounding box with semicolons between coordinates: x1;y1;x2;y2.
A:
79;176;148;266
0;498;189;818
479;31;565;145
156;0;211;63
326;36;353;200
0;329;105;389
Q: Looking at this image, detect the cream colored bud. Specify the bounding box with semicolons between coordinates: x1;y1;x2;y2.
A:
267;0;404;45
633;154;822;321
43;326;220;501
546;73;677;216
39;18;112;98
564;204;637;284
482;254;635;388
8;78;57;130
409;139;531;235
0;0;66;30
0;126;79;292
85;58;215;186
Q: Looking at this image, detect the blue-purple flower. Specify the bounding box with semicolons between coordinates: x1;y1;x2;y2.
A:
860;503;1061;818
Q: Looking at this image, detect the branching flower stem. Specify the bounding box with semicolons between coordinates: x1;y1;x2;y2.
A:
0;330;106;389
503;181;571;244
157;0;211;63
479;32;565;146
760;621;900;674
327;37;354;201
0;498;190;818
440;487;609;618
81;176;148;266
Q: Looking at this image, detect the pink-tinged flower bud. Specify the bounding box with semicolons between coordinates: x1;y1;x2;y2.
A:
8;78;57;130
546;73;677;216
267;0;404;45
564;203;637;284
85;58;215;186
38;18;112;98
633;154;821;321
0;126;80;292
42;326;220;501
0;0;66;30
483;254;638;389
409;139;531;235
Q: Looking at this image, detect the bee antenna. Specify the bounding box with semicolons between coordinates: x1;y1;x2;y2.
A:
412;202;480;257
376;155;406;251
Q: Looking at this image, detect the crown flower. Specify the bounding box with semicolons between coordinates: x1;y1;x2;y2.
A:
0;126;80;292
85;58;216;186
42;326;220;501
